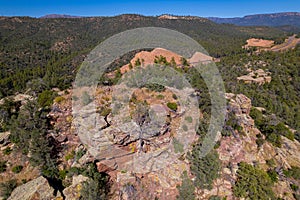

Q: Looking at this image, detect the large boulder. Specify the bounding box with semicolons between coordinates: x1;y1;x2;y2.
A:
8;176;55;200
0;131;10;146
63;175;89;200
235;94;252;115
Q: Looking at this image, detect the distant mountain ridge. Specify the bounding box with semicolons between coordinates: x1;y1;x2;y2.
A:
40;14;81;18
39;12;300;28
208;12;300;28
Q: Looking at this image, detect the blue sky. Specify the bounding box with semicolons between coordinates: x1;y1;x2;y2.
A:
0;0;299;18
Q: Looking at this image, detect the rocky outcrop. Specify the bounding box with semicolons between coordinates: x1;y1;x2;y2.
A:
273;181;295;200
188;52;213;65
0;131;10;146
276;136;300;167
8;176;55;200
237;69;272;85
63;175;89;200
244;38;275;48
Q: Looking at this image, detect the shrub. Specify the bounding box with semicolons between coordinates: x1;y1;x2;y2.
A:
182;124;188;131
294;194;300;200
75;149;86;160
65;150;75;161
54;96;65;104
167;102;178;111
214;141;221;149
156;94;164;99
209;196;221;200
134;58;141;66
12;165;23;174
59;169;67;180
172;93;178;99
256;137;265;148
80;163;110;200
144;83;165;92
290;183;299;191
267;169;278;183
67;167;84;177
233;162;275;199
266;133;282;148
0;179;17;200
180;57;189;66
173;138;184;153
176;171;195;200
266;159;276;168
21;179;28;184
283;166;300;180
185;116;193;123
99;107;111;117
0;161;7;173
275;122;294;140
188;146;221;189
37;90;56;107
3;147;12;155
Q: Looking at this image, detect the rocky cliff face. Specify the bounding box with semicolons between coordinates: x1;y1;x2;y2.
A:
1;48;299;199
196;93;300;199
7;177;55;200
3;90;300;200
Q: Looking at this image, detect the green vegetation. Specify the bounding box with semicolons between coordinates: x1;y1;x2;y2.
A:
266;159;276;168
185;116;193;123
9;99;60;181
75;149;87;160
220;47;300;140
134;58;142;66
99;107;111;117
11;165;23;174
156;94;164;99
72;163;110;200
182;124;188;131
54;96;66;104
0;179;17;200
208;196;222;200
3;147;12;155
167;102;178;111
180;57;189;66
222;112;244;137
173;138;184;153
0;15;286;98
37;89;56;107
290;183;299;192
233;162;275;199
250;107;295;147
187;144;221;189
283;166;300;180
267;169;278;183
0;98;21;132
0;160;7;173
144;83;165;92
176;171;195;200
65;150;75;161
256;134;265;148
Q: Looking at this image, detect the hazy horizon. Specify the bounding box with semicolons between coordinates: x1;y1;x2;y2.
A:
1;11;300;19
0;0;299;18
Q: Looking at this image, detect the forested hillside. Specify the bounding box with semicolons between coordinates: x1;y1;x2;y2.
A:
209;12;300;28
0;14;286;97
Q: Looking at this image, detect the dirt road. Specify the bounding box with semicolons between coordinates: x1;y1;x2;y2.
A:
271;34;300;52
